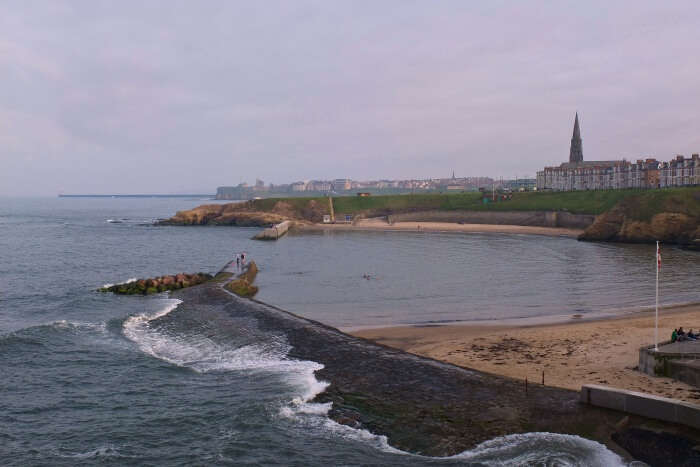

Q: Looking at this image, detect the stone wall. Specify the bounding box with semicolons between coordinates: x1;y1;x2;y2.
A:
387;210;595;229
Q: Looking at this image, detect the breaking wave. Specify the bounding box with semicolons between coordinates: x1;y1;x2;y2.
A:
122;299;330;410
446;432;631;466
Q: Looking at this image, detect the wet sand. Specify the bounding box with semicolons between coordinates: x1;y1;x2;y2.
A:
352;303;700;404
298;218;583;237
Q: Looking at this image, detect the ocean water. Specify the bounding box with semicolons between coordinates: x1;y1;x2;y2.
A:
2;197;695;465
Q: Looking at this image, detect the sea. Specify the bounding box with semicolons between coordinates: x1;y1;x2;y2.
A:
2;197;697;466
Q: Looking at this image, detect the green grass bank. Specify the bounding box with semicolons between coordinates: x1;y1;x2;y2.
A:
250;187;699;219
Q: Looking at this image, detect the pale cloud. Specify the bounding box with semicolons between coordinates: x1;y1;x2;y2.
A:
0;1;699;195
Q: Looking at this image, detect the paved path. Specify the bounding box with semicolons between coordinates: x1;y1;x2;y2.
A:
219;257;250;275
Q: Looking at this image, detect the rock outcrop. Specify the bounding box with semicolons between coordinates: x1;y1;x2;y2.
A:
579;191;700;249
100;273;213;294
156;202;292;226
156;198;331;226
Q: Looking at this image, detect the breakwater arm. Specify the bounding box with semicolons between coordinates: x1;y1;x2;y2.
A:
170;279;700;462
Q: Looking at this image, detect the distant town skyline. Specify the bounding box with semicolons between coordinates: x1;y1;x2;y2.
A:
1;1;700;196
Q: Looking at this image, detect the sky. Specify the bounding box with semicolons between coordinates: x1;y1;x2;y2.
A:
1;1;699;196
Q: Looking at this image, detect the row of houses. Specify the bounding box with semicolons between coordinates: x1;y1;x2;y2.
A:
536;154;699;191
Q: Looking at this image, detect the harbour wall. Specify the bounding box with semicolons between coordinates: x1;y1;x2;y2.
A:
387;210;595;229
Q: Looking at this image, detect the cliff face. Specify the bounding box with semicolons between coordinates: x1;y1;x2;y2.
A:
579;191;700;249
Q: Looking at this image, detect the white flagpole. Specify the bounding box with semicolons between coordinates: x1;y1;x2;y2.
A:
655;241;659;351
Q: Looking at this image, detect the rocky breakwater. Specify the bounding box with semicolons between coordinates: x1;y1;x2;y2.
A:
579;189;700;249
100;273;213;294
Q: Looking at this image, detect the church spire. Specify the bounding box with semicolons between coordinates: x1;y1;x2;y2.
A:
569;112;583;163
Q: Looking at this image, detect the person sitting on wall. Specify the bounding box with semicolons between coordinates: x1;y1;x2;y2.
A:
672;328;678;343
678;327;687;341
687;329;698;340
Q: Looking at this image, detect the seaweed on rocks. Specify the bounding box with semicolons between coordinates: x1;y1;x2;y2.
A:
224;261;259;298
99;273;213;295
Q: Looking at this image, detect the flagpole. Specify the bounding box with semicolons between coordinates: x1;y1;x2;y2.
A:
655;241;659;351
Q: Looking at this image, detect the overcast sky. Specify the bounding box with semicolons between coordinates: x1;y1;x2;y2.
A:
1;1;699;195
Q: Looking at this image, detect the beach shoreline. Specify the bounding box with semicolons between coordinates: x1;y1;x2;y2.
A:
296;218;583;237
351;302;700;404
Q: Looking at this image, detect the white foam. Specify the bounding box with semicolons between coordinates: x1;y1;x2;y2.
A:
278;396;402;454
102;277;138;288
51;320;107;333
444;432;629;466
122;299;329;396
57;445;122;459
121;298;338;445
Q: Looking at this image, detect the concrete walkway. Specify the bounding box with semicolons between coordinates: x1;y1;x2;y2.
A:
658;340;700;354
219;258;247;275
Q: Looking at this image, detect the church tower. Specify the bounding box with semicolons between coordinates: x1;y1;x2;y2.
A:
569;112;583;163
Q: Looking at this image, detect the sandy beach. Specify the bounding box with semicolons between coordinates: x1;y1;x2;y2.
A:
298;218;583;237
352;303;700;404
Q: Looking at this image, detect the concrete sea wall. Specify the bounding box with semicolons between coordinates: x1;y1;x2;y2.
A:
387;210;595;229
639;343;700;387
581;384;700;429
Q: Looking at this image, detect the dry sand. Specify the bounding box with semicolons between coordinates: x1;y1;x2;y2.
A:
351;303;700;404
299;218;583;237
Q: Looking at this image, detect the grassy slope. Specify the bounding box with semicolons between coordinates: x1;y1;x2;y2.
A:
249;187;699;218
615;188;699;221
